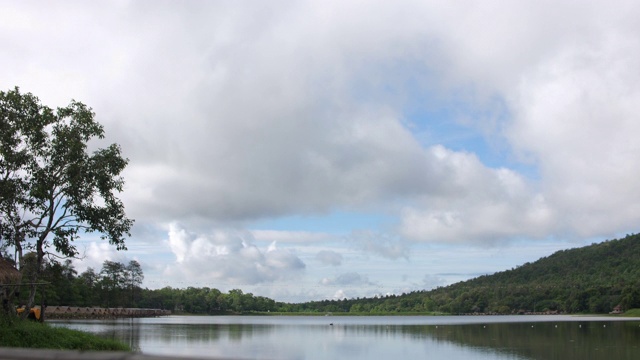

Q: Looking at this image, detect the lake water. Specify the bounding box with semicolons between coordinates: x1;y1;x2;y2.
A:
51;315;640;359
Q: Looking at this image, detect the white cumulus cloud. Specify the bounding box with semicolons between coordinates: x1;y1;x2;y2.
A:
165;224;305;285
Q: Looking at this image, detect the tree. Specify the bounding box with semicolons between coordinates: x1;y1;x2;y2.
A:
41;259;79;306
125;260;144;307
99;260;126;307
76;267;99;306
0;87;133;311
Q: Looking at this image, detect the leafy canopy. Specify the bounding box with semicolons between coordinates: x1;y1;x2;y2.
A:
0;86;133;259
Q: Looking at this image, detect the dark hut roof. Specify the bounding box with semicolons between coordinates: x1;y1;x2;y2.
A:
0;257;21;283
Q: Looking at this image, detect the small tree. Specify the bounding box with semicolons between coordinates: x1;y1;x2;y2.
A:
0;87;133;312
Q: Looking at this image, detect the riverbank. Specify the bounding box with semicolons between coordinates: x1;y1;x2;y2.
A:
174;309;640;317
0;316;130;351
238;309;640;316
43;306;171;319
259;311;446;316
622;308;640;317
0;348;209;360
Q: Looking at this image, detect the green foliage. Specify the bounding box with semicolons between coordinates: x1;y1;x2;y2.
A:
623;308;640;317
17;259;146;309
0;315;129;350
281;234;640;315
26;233;640;316
24;259;280;314
0;86;133;311
136;286;279;314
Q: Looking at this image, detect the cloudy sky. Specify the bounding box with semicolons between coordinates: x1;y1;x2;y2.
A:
2;0;640;302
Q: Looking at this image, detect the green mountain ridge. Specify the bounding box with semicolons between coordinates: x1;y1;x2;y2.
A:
430;233;640;313
291;233;640;314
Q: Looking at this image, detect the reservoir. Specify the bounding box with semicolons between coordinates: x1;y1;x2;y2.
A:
51;315;640;359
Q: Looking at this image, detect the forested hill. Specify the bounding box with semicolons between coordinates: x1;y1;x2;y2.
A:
464;233;640;289
24;233;640;315
427;232;640;313
290;233;640;314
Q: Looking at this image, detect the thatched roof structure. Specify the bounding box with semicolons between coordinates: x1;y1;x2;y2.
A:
0;257;21;284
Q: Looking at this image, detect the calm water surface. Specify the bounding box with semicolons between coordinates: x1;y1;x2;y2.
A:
51;315;640;359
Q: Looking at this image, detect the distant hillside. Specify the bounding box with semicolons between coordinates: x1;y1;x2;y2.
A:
289;233;640;314
425;233;640;314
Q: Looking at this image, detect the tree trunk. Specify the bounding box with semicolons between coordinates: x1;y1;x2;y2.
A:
15;244;23;271
14;238;29;319
25;282;37;318
24;244;45;317
39;289;45;322
1;286;13;317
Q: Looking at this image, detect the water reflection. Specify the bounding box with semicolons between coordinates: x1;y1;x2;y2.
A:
391;321;640;359
52;316;640;360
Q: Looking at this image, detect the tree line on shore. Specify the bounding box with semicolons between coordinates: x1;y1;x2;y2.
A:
13;233;640;315
12;258;145;309
13;258;281;313
291;233;640;315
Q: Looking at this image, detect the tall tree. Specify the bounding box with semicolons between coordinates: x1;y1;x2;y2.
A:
99;260;127;307
125;260;144;307
77;267;100;306
0;87;133;311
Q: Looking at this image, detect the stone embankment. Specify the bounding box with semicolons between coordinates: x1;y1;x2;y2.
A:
43;306;171;319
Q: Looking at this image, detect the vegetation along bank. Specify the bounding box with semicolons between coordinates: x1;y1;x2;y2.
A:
7;233;640;316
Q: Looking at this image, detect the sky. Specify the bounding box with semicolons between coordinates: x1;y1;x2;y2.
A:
2;0;640;303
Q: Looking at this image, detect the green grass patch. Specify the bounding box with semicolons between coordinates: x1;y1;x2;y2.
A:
623;308;640;317
0;315;130;351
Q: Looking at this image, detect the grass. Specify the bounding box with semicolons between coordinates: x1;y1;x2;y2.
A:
623;308;640;317
0;315;130;351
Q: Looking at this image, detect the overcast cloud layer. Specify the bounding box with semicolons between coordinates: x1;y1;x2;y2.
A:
2;0;640;301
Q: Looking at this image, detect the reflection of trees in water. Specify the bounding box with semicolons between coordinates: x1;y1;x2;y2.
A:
90;319;143;352
112;323;279;347
92;322;331;351
85;319;640;359
319;321;640;359
392;321;640;359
